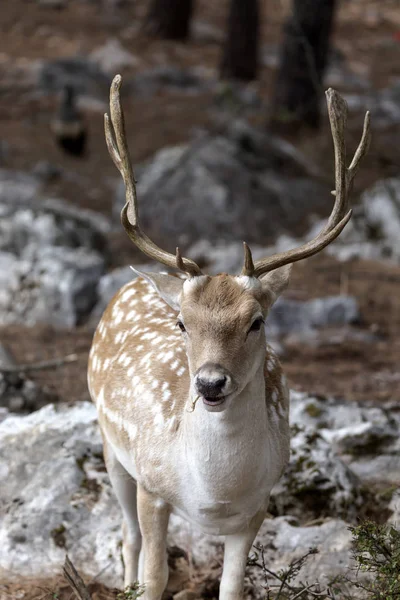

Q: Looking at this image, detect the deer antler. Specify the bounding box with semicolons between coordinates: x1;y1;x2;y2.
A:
104;75;202;278
242;89;371;278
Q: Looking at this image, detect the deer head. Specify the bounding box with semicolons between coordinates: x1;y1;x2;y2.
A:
105;75;370;412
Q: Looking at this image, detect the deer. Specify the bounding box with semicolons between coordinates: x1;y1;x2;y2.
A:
87;75;370;600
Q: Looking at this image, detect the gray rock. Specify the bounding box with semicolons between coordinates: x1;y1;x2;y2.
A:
114;121;328;247
345;79;400;128
290;391;400;487
271;426;364;521
0;247;104;328
0;402;122;585
253;517;355;590
269;295;359;337
38;57;111;98
90;39;139;74
0;169;40;205
0;170;111;327
0;344;56;414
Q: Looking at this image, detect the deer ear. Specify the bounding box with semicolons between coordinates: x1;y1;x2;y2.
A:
259;264;292;309
131;268;184;311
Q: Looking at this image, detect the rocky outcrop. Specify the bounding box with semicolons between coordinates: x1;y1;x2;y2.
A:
290;391;400;486
0;170;110;327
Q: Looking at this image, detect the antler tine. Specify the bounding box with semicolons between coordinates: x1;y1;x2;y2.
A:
243;89;371;278
242;242;255;276
105;74;202;277
348;110;371;183
175;247;201;278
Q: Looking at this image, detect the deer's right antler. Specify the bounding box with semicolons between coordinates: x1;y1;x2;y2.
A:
105;75;202;278
242;89;371;278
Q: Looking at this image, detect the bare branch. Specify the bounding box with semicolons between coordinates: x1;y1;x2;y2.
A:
0;353;79;374
63;555;91;600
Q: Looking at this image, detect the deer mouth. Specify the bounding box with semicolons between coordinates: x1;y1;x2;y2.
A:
202;396;226;407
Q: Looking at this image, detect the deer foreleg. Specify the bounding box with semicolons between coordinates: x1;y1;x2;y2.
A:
137;484;170;600
103;439;142;587
219;510;266;600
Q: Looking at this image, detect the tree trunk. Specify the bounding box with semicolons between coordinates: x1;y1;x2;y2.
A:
270;0;336;131
144;0;193;41
220;0;259;81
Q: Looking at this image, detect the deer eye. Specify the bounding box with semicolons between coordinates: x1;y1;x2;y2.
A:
177;320;186;333
248;318;264;333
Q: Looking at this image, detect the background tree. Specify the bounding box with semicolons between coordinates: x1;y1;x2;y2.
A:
144;0;194;41
270;0;336;131
220;0;259;81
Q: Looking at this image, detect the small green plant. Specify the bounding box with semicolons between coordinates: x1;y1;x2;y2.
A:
116;582;146;600
348;520;400;600
248;544;336;599
248;520;400;599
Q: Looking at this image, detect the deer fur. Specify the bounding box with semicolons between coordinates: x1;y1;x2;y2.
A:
88;271;291;599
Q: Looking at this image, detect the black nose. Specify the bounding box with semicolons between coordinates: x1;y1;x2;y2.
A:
196;376;227;398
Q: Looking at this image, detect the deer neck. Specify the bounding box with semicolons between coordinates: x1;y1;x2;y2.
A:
182;362;267;446
176;362;270;505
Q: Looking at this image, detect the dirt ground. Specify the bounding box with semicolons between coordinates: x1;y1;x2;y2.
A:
1;1;400;597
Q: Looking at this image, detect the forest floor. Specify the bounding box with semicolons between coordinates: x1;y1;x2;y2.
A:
1;0;400;597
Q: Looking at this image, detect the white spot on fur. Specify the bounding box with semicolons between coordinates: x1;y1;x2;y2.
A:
115;331;125;344
162;389;171;401
141;331;158;340
161;350;174;364
121;288;136;302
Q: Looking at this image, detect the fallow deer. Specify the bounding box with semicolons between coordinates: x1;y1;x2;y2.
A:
88;75;370;600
